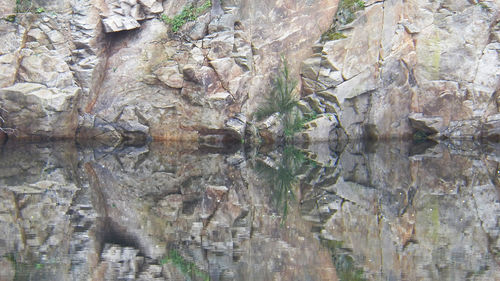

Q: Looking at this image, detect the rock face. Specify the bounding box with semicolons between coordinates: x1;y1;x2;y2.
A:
78;0;338;143
0;0;499;142
299;0;500;141
0;141;343;280
0;0;338;142
0;14;80;139
0;83;79;138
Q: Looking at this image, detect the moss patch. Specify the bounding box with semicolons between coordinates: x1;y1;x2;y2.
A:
161;250;209;281
321;30;347;42
336;0;365;25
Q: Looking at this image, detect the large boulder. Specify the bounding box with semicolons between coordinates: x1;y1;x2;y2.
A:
0;83;79;139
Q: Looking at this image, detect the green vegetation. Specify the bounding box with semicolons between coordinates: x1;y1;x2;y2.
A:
255;57;318;139
160;249;210;281
4;14;16;22
321;30;347;42
6;0;44;16
283;111;318;137
321;240;367;281
161;0;211;33
255;57;298;121
337;0;366;24
319;0;364;42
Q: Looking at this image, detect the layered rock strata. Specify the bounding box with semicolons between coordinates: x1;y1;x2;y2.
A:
299;0;500;141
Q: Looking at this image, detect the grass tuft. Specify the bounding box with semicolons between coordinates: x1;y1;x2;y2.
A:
161;0;211;33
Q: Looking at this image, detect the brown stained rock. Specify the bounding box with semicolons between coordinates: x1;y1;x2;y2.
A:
408;112;444;134
205;31;235;61
138;0;162;13
301;77;319;95
19;49;75;88
317;67;343;89
332;67;378;105
238;0;338;114
257;112;284;144
156;194;183;221
224;113;247;140
189;13;210;40
322;38;348;73
181;81;205;106
100;0;164;32
209;57;245;94
154;62;184;89
102;15;140;32
484;114;500;141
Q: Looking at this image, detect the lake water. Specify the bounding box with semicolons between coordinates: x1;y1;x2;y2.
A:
0;140;499;281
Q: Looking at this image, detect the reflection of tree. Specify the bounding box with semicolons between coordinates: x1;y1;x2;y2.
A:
255;146;313;224
321;240;366;281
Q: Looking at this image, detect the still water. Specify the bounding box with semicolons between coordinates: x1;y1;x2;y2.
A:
0;140;499;281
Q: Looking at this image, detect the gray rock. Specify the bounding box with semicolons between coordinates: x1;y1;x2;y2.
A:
0;83;79;138
300;56;322;81
225;113;247;140
408;112;444;135
296;114;338;143
257;112;284;143
102;15;140;32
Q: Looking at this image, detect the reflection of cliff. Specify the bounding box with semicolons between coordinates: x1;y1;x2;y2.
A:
0;142;98;280
0;141;337;280
81;142;337;280
0;140;499;280
304;141;500;280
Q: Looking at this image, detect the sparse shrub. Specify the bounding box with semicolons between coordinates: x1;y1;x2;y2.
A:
256;57;319;139
255;57;298;121
335;0;365;26
161;0;211;33
160;250;209;281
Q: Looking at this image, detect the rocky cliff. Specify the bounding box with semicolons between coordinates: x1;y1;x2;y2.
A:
0;0;336;142
0;0;498;142
299;0;500;141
